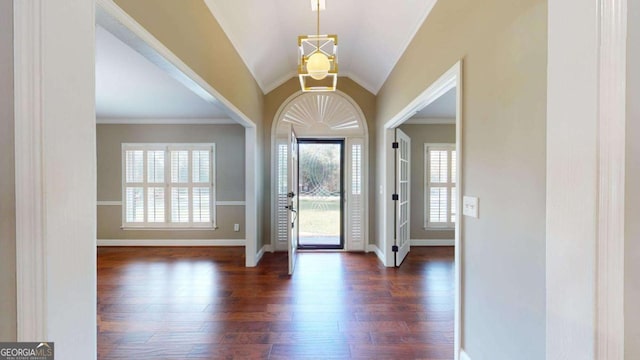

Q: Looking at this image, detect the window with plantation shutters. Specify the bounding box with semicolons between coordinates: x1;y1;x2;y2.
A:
425;144;456;228
122;143;215;228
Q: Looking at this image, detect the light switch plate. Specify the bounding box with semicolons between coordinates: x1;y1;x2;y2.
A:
463;196;479;218
234;224;240;232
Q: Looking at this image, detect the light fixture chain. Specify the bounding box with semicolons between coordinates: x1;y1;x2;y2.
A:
316;0;320;49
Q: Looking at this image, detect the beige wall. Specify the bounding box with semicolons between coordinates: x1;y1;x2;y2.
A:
377;0;547;359
97;124;246;239
399;124;455;241
626;0;640;357
0;0;16;341
262;77;377;247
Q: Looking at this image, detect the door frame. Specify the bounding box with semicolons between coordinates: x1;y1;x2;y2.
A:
270;91;369;253
296;138;345;250
382;60;462;358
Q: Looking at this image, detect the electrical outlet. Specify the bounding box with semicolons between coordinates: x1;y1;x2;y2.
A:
234;224;240;232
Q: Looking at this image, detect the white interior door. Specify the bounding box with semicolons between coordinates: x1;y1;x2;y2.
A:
287;127;299;275
395;128;411;266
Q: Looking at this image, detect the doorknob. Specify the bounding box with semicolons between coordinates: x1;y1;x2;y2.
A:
288;191;296;198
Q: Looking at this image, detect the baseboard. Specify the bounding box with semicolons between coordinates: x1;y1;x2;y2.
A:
460;349;471;360
256;244;272;263
367;244;385;264
411;239;455;246
97;239;245;246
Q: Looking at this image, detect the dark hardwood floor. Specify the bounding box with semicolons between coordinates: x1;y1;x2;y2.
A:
97;246;454;359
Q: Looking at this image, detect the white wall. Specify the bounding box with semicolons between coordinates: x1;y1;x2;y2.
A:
14;0;97;358
626;0;640;356
546;0;599;358
0;0;16;341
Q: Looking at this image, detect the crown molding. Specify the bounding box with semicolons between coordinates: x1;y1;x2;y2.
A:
404;117;455;125
263;71;298;95
340;71;379;95
96;117;236;125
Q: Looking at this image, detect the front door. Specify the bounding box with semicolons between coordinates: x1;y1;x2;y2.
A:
287;128;299;275
297;139;344;250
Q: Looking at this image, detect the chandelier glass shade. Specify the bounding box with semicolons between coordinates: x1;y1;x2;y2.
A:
298;1;337;92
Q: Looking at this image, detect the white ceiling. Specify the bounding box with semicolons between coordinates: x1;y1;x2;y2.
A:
413;87;456;119
203;0;438;94
95;25;229;120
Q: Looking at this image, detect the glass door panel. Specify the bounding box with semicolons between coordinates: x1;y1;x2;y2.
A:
298;140;343;249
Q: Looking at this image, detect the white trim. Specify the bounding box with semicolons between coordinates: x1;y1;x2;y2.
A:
97;200;121;206
340;70;379;96
404;117;455;125
382;60;462;360
384;64;458;129
97;239;245;246
97;200;245;206
96;117;236;125
216;201;246;206
14;0;47;340
244;126;259;266
256;244;272;263
454;62;463;360
262;71;298;94
460;349;471;360
411;239;454;246
596;0;627;358
367;244;385;264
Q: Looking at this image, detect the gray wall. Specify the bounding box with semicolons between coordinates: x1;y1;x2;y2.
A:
0;0;16;341
376;0;547;358
626;0;640;357
399;123;455;241
97;124;246;239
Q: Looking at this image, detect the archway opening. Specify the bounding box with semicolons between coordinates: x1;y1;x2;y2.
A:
271;91;369;252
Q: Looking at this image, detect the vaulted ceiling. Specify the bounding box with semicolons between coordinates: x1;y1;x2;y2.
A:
203;0;437;94
96;1;442;120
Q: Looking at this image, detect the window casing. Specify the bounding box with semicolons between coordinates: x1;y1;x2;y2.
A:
425;144;456;229
122;143;216;229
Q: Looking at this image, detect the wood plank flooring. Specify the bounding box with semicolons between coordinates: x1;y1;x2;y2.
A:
97;247;454;359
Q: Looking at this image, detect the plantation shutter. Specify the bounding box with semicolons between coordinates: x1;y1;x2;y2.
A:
122;144;215;228
276;141;289;248
425;144;456;228
347;138;365;251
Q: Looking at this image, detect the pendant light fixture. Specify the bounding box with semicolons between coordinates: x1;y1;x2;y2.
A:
298;0;338;92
